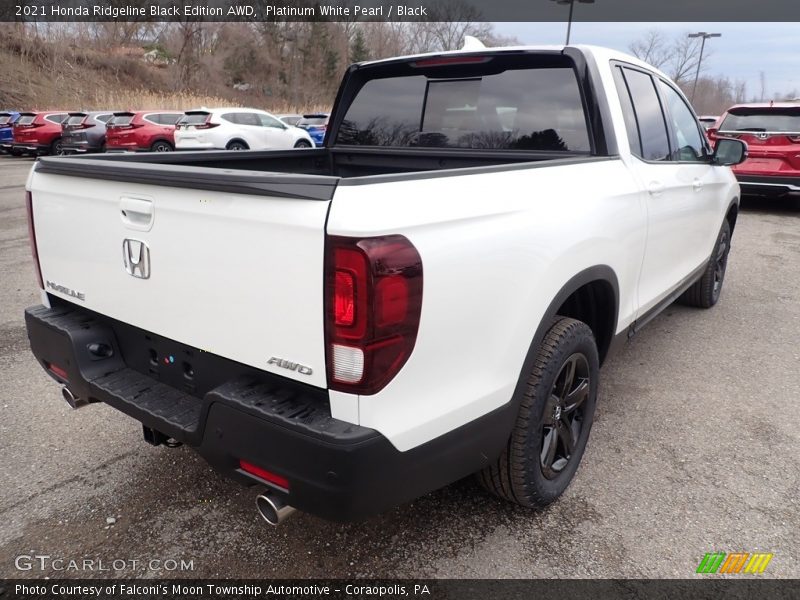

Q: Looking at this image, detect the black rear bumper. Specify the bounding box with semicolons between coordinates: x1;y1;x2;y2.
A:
736;174;800;197
25;301;513;521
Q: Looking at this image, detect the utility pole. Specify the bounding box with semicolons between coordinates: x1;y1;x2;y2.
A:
550;0;596;45
688;32;721;103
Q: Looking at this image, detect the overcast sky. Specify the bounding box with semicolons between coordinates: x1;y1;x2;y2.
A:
493;22;800;97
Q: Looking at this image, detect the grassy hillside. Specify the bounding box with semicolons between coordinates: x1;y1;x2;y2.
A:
0;31;318;113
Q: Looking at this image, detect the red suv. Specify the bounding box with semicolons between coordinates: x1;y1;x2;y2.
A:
709;102;800;197
12;111;70;155
105;110;183;152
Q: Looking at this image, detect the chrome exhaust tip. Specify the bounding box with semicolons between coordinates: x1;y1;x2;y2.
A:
255;492;296;526
61;386;88;409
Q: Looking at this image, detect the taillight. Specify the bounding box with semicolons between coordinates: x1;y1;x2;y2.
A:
707;128;718;142
194;122;219;129
324;235;423;395
787;135;800;143
109;123;142;130
25;191;44;289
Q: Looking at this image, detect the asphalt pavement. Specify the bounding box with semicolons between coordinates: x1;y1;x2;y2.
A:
0;156;798;578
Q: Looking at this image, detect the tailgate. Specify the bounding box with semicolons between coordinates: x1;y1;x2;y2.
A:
28;160;335;388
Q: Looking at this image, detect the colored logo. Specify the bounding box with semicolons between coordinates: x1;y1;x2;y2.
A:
696;552;773;574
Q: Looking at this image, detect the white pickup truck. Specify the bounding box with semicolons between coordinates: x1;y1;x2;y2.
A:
24;44;747;525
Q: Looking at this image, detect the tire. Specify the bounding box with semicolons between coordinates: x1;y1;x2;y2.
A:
294;139;312;149
678;220;731;308
50;138;64;156
478;317;599;508
151;140;173;152
226;140;248;151
9;149;23;157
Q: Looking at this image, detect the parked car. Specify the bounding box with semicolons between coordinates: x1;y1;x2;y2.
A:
0;111;20;154
174;108;314;151
709;102;800;197
105;110;184;152
296;113;329;147
698;115;719;131
276;113;303;127
60;111;116;154
24;44;745;524
11;111;69;156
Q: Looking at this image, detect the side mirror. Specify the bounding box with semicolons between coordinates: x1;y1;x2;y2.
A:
713;137;748;166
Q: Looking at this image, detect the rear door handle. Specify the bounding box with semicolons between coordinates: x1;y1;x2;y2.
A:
648;181;665;197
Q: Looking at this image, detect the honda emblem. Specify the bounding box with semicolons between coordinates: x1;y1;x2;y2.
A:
122;239;151;279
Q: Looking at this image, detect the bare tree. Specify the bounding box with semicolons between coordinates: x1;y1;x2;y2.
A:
628;30;670;70
628;30;704;85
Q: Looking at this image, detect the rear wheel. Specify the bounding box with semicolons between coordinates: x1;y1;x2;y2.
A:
150;140;173;152
9;149;23;157
226;140;248;151
678;220;731;308
478;317;599;508
50;137;64;156
294;139;312;149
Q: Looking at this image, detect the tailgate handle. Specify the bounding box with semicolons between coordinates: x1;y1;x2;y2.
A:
120;197;154;231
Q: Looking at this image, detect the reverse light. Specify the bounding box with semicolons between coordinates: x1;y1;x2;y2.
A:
324;235;423;395
25;191;44;289
239;459;290;490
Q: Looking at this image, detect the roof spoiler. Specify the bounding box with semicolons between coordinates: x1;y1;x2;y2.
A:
462;36;486;51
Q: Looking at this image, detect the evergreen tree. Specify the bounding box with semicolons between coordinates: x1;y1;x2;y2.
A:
350;28;370;63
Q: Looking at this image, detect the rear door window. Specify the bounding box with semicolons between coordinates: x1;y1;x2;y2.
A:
336;66;590;151
157;113;182;125
111;115;134;126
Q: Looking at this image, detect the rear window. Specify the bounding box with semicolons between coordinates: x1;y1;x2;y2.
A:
17;115;36;125
96;114;113;123
335;67;590;151
66;115;86;125
0;114;13;125
110;115;134;126
45;114;67;124
720;108;800;132
179;113;210;126
300;116;328;126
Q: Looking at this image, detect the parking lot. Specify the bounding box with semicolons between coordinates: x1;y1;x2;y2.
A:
0;154;798;579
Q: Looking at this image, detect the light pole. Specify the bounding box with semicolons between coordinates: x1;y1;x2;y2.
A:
550;0;595;45
688;32;721;103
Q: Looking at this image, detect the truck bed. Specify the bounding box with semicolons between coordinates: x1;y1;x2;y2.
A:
34;147;597;200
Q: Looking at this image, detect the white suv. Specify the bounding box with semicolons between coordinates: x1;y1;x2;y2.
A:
175;108;314;151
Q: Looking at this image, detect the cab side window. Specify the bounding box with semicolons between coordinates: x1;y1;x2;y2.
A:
617;67;671;162
658;81;708;162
